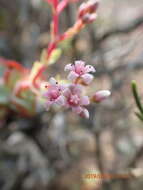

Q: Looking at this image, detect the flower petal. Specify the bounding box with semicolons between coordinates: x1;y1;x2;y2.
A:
49;77;57;85
64;64;73;71
82;73;94;84
55;95;65;106
67;71;79;81
80;96;90;105
75;60;85;68
85;65;96;73
63;88;71;98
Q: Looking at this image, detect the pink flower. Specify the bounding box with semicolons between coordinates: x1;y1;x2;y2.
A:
65;60;95;85
44;78;65;110
63;84;90;118
92;90;111;103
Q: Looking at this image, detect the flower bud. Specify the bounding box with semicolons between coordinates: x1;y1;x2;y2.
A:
79;108;89;118
78;0;99;19
92;90;111;103
82;13;97;24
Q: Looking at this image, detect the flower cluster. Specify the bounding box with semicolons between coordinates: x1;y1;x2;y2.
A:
43;60;111;118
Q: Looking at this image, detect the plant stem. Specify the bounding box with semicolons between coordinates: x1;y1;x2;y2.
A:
131;80;143;114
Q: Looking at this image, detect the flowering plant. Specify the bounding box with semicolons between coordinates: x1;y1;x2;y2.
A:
0;0;110;120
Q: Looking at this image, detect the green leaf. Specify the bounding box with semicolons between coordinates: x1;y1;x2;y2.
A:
59;38;73;51
0;85;10;105
11;88;36;115
48;48;62;65
11;96;36;115
7;70;22;89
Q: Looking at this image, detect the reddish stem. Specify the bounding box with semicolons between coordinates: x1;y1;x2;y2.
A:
51;0;59;38
34;0;82;84
57;0;69;14
53;10;59;36
47;41;57;57
32;65;46;88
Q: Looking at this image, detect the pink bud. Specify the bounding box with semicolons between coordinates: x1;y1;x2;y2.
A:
78;0;99;18
79;108;89;118
92;90;111;103
82;13;97;24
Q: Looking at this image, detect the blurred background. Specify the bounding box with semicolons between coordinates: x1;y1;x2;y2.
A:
0;0;143;189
